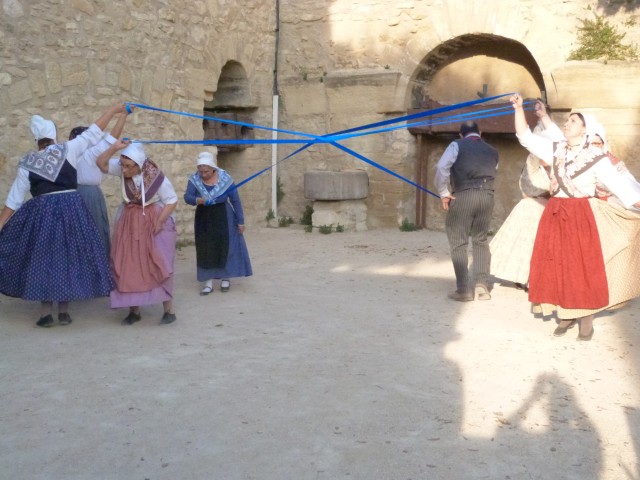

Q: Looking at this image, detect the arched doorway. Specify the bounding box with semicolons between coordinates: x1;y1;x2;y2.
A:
203;61;256;153
408;34;545;229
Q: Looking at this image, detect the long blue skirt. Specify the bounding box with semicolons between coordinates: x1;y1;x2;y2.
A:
0;191;114;301
195;202;252;282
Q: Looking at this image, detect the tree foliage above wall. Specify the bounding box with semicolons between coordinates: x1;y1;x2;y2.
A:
595;0;640;13
569;14;639;61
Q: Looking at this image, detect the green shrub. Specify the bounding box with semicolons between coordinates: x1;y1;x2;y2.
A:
265;208;275;221
278;216;294;227
399;218;418;232
318;224;332;234
335;224;344;233
300;205;314;226
569;14;639;61
304;224;313;233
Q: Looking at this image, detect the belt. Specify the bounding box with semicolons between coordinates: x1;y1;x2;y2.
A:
454;177;495;192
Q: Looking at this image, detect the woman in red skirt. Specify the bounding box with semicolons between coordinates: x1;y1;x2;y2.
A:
510;94;640;341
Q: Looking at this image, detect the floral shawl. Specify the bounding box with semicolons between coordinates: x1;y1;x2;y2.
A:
188;168;233;205
550;140;607;198
122;158;165;206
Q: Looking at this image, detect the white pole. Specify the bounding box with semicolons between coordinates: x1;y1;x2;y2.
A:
271;94;279;218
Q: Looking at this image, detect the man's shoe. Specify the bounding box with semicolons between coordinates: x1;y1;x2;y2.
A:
447;291;473;302
475;284;491;301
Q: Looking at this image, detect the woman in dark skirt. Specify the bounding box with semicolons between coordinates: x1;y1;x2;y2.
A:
183;149;252;295
0;103;127;327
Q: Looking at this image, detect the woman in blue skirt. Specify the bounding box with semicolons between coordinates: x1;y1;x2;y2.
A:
183;149;252;295
0;102;128;327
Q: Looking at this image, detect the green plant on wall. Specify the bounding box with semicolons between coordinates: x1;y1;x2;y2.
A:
276;176;285;205
265;208;275;221
399;218;418;232
568;14;639;61
300;205;313;226
278;216;294;227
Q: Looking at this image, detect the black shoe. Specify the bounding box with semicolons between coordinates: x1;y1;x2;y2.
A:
58;313;72;326
36;314;54;328
121;311;141;325
160;312;176;325
553;320;577;337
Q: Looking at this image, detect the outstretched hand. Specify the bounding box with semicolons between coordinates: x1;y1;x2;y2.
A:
510;94;523;109
534;100;548;119
113;138;132;151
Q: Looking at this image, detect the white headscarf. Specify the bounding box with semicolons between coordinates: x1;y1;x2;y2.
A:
197;148;218;169
121;143;147;167
120;143;149;213
30;115;57;142
586;119;609;152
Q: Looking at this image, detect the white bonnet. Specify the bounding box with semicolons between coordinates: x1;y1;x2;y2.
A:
587;119;607;146
121;143;146;167
30;115;57;142
197;148;218;168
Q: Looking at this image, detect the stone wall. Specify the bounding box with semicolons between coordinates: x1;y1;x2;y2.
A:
2;0;639;237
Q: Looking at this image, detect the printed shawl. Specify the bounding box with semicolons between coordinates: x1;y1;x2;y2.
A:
121;159;165;206
550;141;607;198
188;168;233;205
19;144;68;182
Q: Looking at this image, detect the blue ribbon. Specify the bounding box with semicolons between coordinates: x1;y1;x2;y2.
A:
125;94;527;198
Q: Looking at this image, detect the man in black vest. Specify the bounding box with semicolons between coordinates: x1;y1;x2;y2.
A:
434;121;499;302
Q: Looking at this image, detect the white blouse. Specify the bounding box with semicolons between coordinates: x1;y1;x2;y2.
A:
107;157;178;208
5;124;105;210
76;134;117;186
516;128;640;208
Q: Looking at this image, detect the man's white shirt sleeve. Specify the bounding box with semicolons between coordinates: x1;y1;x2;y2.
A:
434;141;459;198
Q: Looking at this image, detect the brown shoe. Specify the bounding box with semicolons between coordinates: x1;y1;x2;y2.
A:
447;291;474;302
475;284;491;301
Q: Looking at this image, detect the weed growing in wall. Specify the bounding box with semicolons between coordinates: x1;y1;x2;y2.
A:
569;14;638;61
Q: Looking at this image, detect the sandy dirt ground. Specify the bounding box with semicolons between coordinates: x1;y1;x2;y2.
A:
1;226;639;480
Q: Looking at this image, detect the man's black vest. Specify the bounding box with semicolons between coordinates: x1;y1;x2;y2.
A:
450;136;498;193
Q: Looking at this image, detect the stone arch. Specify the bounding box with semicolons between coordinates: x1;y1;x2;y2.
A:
203;60;256;153
206;60;252;110
409;33;545;108
408;34;545;230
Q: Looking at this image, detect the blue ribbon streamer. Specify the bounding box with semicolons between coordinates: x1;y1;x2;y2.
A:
126;94;527;198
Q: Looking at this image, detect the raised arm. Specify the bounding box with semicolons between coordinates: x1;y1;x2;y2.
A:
510;94;555;164
109;106;131;139
96;138;131;174
510;94;529;136
94;101;129;132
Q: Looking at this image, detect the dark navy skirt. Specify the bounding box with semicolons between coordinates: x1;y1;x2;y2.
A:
0;191;114;301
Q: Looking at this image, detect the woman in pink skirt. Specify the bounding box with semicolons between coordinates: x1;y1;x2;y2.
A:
97;140;178;326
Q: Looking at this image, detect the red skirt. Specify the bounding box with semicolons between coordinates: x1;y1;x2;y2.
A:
528;197;608;309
